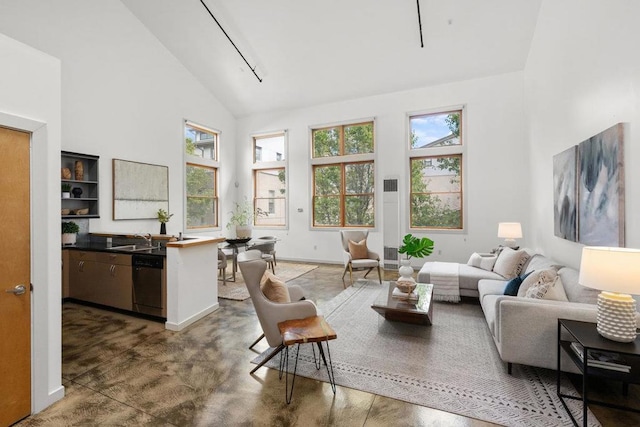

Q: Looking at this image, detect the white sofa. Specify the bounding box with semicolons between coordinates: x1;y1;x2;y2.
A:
477;253;602;373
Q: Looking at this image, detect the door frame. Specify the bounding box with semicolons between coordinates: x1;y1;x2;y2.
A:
0;111;65;413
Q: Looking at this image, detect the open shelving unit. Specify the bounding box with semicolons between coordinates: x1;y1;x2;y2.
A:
61;151;100;219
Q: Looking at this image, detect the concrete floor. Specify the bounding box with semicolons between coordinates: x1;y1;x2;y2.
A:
16;263;639;426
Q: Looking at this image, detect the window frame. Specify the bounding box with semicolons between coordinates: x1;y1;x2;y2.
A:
407;107;465;232
310;119;376;229
184;120;221;231
252;130;288;229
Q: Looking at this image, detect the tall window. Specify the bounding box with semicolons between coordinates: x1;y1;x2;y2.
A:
311;121;375;227
409;109;463;229
253;132;287;227
185;121;219;229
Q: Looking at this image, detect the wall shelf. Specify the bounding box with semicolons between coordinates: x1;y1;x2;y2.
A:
61;151;100;218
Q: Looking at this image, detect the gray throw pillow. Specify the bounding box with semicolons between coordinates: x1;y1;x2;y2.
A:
493;247;530;279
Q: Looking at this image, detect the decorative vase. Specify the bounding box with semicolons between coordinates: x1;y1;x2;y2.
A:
62;233;77;246
74;161;84;180
235;225;251;239
160;223;167;235
72;187;83;198
398;259;416;286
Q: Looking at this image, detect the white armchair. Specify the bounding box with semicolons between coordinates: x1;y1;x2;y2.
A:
340;230;382;287
238;259;317;374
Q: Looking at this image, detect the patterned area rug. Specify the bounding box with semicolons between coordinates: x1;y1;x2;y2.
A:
218;262;318;301
253;280;600;427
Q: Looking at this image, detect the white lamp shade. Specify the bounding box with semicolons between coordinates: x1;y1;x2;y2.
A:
579;246;640;295
497;222;522;239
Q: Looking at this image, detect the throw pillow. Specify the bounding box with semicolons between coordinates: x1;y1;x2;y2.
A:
543;275;569;301
518;268;558;298
260;271;291;303
467;253;498;271
525;277;555;299
348;239;369;260
493;247;530;279
503;271;533;296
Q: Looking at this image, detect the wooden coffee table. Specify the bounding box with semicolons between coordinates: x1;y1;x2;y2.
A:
371;282;434;325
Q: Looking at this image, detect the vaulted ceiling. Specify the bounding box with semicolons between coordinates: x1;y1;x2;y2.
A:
121;0;541;118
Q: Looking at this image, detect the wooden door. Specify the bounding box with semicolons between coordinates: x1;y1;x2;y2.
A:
0;126;31;426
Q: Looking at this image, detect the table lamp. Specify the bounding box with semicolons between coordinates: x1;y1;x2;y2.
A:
497;222;522;248
578;246;640;343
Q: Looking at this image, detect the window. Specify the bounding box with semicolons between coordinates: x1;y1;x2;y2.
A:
311;121;375;227
253;132;287;227
185;121;219;229
409;109;463;229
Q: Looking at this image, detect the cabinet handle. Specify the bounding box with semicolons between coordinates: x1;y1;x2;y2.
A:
79;260;84;273
110;265;115;276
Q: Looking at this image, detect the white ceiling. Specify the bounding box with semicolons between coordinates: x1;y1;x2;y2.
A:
121;0;542;118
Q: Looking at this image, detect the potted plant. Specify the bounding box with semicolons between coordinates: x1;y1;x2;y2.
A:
61;183;72;199
226;199;266;238
157;208;173;235
397;233;435;287
61;221;80;246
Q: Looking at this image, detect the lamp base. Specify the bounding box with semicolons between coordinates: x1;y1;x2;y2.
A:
596;291;638;343
503;238;517;248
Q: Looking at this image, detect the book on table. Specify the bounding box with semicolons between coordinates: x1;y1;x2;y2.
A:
391;287;418;300
569;342;631;372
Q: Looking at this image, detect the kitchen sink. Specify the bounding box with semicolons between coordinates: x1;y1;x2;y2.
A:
107;244;155;252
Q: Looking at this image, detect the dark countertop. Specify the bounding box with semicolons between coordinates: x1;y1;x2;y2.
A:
62;242;166;257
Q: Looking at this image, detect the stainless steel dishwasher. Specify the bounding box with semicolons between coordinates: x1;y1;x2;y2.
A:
132;254;164;317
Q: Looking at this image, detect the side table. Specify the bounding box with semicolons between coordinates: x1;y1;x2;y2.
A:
277;315;337;404
557;319;640;426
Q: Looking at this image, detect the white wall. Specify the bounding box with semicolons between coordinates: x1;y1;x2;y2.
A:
237;72;529;267
0;33;63;412
524;0;640;268
0;0;236;237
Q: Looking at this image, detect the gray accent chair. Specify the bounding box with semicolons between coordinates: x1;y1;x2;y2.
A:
217;249;227;285
238;258;316;374
339;230;381;287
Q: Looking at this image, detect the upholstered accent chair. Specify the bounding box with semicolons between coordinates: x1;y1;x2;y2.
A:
339;230;382;287
217;249;228;285
238;259;316;374
249;241;276;273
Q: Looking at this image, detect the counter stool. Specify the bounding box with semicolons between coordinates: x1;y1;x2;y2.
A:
277;315;337;404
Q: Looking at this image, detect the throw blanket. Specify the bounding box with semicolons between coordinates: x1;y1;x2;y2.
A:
430;262;461;303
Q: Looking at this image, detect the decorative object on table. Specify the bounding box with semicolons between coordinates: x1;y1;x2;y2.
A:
553;146;577;242
226;197;267;238
71;187;83;198
578;246;640;342
61;221;79;245
61;167;72;179
497;222;522;248
61;183;72;199
74;160;84;180
397;233;434;288
577;123;625;246
74;208;89;215
394;280;416;295
157;208;173;235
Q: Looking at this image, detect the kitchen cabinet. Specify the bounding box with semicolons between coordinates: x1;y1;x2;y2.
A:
68;251;132;310
61;151;99;218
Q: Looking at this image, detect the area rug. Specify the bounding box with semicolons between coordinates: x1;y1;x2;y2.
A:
218;262;318;301
252;280;599;427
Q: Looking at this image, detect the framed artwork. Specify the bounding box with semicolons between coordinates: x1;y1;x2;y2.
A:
113;159;169;220
553;146;577;241
577;123;625;246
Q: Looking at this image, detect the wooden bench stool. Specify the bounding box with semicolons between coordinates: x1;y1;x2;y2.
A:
277;315;337;404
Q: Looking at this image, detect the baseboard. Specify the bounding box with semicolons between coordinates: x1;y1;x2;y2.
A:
165;303;219;331
33;384;65;413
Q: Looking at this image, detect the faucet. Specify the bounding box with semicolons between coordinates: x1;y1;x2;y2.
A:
134;233;153;247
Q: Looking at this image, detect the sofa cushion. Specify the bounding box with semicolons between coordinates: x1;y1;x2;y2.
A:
518;268;558;297
478;279;508;301
493;248;530;279
558;267;599;304
543;276;569;301
524;254;562;275
467;252;498;271
503;271;533;296
481;294;501;336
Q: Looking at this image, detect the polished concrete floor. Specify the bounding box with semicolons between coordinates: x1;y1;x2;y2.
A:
16;263;639;426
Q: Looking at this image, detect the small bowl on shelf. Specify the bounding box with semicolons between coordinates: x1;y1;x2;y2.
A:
75;208;89;215
61;208;71;215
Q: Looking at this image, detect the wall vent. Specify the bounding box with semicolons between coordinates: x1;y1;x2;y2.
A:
383;176;400;270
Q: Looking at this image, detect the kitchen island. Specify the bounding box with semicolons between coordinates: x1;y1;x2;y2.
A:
63;234;224;331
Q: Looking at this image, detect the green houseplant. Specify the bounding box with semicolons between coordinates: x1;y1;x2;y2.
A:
157;208;173;234
226;199;266;238
61;183;72;199
62;221;80;246
396;234;435;289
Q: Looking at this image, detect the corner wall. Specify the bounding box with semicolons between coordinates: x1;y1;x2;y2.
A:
524;0;640;268
237;72;529;266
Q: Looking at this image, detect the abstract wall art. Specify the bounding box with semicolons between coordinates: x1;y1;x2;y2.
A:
577;123;625;247
553;146;577;241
